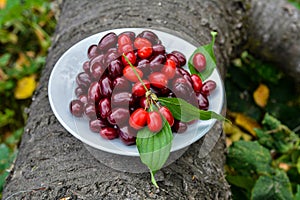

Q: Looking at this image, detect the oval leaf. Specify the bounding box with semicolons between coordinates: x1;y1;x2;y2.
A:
188;31;217;81
136;120;173;187
158;97;226;122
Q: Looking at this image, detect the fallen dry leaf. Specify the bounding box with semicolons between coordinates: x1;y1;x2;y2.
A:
253;83;270;108
0;0;6;9
14;75;37;99
235;113;261;137
278;162;291;172
0;68;8;81
223;120;253;146
15;53;30;69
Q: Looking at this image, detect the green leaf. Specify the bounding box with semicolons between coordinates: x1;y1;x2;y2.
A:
297;157;300;175
158;97;226;122
136;120;173;188
0;170;9;194
0;108;15;128
188;31;217;80
226;175;255;192
251;170;294;200
0;54;11;67
255;128;274;149
230;185;251;200
226;141;273;175
0;144;10;171
294;185;300;200
262;113;282;130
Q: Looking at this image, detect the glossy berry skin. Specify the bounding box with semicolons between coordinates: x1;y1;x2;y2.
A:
75;86;86;97
69;100;84;117
149;72;168;89
108;108;130;126
120;125;138;137
90;63;105;80
191;74;203;93
159;106;174;127
166;53;180;67
150;54;166;72
172;77;193;100
161;59;176;79
197;93;209;110
76;72;91;89
98;32;118;52
87;44;100;59
119;128;136;145
88;81;101;102
118;34;132;47
201;80;216;95
89;54;105;79
82;61;90;74
120;31;136;41
137;46;153;59
171;50;186;67
122;51;136;66
147;111;163;133
152;44;165;56
99;76;112;97
137;59;151;75
118;44;133;54
137;30;159;44
89;54;104;68
108;59;123;79
129;108;148;130
123;65;143;82
113;77;131;92
139;96;148;109
111;92;132;108
151;86;171;97
192;52;206;72
172;120;188;133
100;127;119;140
89;118;108;133
132;79;150;97
84;102;97;119
97;98;111;119
134;37;152;49
78;94;88;104
105;51;120;65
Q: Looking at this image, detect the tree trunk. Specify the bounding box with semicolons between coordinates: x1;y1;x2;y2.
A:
246;0;300;88
2;0;299;199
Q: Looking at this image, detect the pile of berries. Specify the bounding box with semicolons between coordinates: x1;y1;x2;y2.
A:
69;30;216;146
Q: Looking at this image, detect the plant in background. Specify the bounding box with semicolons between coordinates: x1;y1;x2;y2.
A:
0;0;56;195
224;17;300;198
226;114;300;199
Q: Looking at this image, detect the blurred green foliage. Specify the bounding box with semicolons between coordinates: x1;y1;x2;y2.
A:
289;0;300;9
226;114;300;199
225;43;300;199
0;0;56;195
226;51;300;132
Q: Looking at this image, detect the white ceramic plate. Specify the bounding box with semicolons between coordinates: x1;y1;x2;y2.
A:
48;28;224;156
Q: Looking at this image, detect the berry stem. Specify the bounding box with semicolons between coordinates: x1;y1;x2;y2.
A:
122;53;149;92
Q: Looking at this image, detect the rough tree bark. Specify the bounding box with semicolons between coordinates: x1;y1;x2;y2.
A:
2;0;300;199
247;0;300;87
